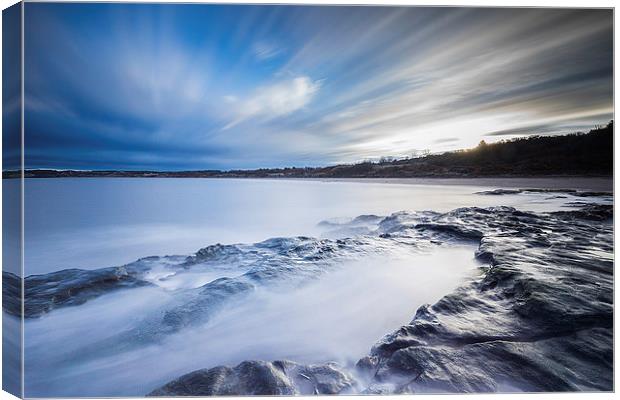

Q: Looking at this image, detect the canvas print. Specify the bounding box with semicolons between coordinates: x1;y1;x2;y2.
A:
2;2;614;397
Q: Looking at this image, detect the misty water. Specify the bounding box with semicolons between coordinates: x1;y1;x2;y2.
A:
15;178;612;396
23;177;610;274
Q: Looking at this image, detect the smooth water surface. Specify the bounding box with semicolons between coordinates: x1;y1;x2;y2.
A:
23;177;610;275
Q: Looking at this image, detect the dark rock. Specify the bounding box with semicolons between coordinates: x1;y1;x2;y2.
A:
149;360;355;396
552;204;613;221
161;277;255;331
2;272;22;316
359;203;613;392
15;200;614;394
11;266;152;318
476;189;521;195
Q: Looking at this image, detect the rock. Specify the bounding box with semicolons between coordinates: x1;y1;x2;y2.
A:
15;200;614;394
552;203;613;221
149;360;355;396
2;272;22;316
12;266;152;318
359;204;613;392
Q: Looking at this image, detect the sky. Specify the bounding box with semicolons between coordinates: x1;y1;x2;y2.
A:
22;4;613;170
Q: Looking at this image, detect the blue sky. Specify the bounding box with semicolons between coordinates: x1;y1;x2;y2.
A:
23;4;612;170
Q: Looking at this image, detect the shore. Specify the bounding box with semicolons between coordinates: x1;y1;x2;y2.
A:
10;172;614;192
265;177;614;192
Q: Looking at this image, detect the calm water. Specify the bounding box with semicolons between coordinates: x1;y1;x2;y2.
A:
22;177;611;275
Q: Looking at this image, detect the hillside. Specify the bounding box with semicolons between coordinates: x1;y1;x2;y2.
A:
309;121;614;178
8;122;613;179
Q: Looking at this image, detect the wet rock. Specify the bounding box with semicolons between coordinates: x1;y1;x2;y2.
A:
2;272;22;316
361;204;613;392
149;360;355;396
476;188;612;197
414;223;483;240
476;189;521;195
184;243;244;265
355;355;379;376
161;277;255;331
552;203;613;221
12;266;152;318
15;199;614;394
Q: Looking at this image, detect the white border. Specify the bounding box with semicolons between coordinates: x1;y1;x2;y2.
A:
0;1;616;400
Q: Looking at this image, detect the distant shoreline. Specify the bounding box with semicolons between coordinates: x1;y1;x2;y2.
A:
289;177;614;191
4;173;613;191
5;123;613;182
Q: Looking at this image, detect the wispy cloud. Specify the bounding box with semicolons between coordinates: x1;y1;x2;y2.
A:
252;41;284;61
223;76;321;130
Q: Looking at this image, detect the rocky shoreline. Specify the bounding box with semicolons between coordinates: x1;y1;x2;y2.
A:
148;203;613;395
6;192;613;395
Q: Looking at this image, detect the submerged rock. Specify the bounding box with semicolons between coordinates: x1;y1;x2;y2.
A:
149;360;355;396
476;188;522;195
476;188;612;197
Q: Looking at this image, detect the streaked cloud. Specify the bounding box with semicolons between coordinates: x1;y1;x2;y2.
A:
24;4;612;170
223;76;321;130
253;41;284;61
